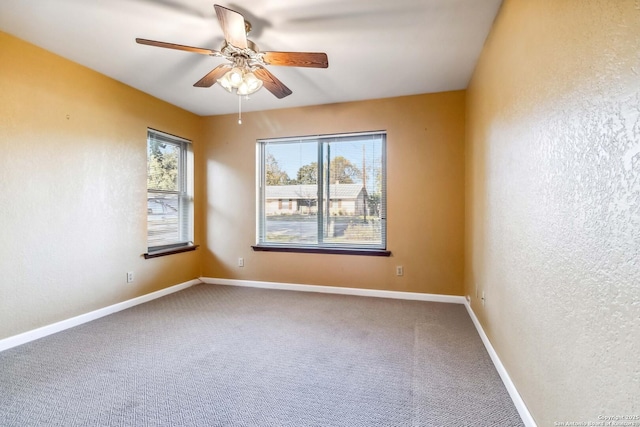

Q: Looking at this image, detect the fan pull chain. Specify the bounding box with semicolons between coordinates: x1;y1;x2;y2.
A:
238;95;242;125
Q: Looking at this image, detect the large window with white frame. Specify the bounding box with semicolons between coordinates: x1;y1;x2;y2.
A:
146;129;194;256
256;131;387;255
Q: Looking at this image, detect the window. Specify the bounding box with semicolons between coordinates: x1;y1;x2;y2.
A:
256;131;387;255
146;129;194;257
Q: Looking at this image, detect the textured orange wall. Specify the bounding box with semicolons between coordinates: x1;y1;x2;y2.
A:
0;31;203;339
202;92;466;295
466;1;640;424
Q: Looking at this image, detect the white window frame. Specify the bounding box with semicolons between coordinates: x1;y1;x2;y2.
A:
256;131;388;255
146;129;194;257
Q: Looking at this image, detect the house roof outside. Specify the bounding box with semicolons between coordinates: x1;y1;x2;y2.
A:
266;184;366;200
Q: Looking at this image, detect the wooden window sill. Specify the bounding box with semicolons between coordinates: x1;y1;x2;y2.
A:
144;244;199;259
252;245;391;257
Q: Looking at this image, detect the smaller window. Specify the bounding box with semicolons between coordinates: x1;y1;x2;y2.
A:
146;129;193;255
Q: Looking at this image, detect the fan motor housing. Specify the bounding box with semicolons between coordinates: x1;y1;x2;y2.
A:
221;40;265;67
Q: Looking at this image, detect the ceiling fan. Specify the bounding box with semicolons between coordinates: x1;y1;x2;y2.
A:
136;4;329;100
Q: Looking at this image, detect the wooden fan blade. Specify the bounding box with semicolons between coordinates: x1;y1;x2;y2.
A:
214;4;248;49
136;38;219;56
194;65;230;88
262;52;329;68
253;67;293;99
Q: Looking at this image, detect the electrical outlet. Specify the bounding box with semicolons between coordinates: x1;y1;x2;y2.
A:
396;266;404;276
238;257;244;267
127;271;134;283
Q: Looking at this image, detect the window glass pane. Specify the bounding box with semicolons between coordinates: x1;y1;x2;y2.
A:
322;136;384;246
148;139;180;192
264;141;318;244
259;132;386;250
147;191;180;246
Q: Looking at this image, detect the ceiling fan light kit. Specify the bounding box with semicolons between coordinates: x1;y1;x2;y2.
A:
136;4;329;124
216;57;263;96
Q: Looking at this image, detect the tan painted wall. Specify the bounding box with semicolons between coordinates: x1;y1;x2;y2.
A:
0;32;203;339
202;92;466;295
465;1;640;425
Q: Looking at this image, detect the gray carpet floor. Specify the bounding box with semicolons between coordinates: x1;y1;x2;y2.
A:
0;284;524;426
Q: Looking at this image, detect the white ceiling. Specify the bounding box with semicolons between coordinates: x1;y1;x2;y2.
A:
0;0;502;116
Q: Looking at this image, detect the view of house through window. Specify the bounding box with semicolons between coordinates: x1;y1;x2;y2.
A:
258;132;386;250
147;129;192;251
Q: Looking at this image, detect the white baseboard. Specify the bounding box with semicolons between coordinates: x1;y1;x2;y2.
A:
199;277;467;304
0;279;201;353
464;302;537;427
